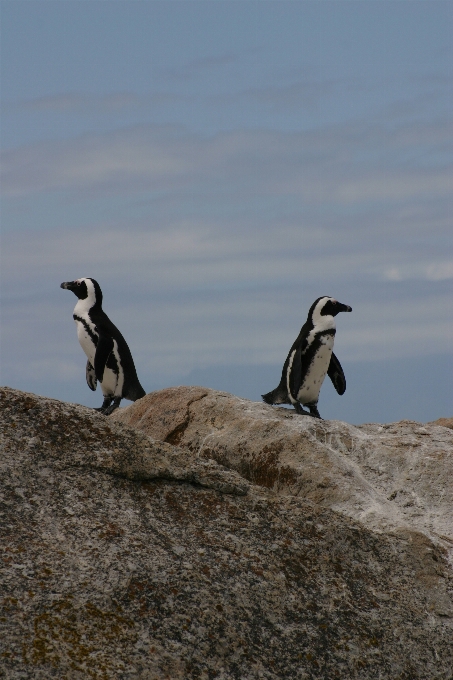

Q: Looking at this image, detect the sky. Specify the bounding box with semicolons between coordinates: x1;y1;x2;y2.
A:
1;0;452;424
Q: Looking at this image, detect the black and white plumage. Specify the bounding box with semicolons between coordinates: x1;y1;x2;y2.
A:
262;296;352;419
61;278;146;415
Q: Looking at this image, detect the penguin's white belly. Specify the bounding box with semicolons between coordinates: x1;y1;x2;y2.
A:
100;342;124;397
101;366;119;397
75;318;96;364
297;335;334;404
75;318;123;397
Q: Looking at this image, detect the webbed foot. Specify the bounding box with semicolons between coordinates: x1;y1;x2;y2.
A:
102;397;122;415
307;402;322;419
294;402;314;417
94;397;113;414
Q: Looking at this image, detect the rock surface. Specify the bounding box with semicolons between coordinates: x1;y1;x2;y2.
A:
429;417;453;430
111;387;453;553
1;386;453;679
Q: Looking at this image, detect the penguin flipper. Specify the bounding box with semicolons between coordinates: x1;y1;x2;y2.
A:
94;333;114;383
86;361;97;391
327;352;346;395
288;347;303;402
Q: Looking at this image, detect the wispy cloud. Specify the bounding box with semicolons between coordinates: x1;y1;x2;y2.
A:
232;79;337;111
2;116;452;388
384;261;453;282
164;52;237;80
20;92;142;113
2;91;192;116
2;268;451;389
2;119;452;202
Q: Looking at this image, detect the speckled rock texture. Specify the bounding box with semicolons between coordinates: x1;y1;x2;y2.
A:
1;386;453;680
111;387;453;554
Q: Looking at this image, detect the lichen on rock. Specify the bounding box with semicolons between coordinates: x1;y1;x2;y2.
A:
1;386;452;679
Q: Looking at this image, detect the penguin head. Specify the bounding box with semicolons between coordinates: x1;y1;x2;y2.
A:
309;296;352;324
60;278;103;306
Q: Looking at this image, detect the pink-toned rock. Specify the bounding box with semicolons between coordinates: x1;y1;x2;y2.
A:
112;385;209;444
428;416;453;430
112;387;453;554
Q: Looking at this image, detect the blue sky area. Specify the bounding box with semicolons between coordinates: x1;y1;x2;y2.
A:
1;1;452;423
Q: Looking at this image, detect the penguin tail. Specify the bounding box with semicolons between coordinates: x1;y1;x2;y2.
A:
126;382;146;402
134;384;146;400
262;384;290;405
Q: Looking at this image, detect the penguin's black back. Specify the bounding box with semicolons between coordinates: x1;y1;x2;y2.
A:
89;306;145;401
279;319;312;386
262;319;312;405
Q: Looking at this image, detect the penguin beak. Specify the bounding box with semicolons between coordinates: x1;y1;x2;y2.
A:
339;303;352;313
60;281;75;290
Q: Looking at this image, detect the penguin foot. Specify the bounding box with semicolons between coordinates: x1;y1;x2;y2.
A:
306;402;322;419
94;397;113;414
102;397;122;416
293;403;313;417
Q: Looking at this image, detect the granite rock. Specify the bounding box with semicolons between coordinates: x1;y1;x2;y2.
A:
1;386;452;679
428;417;453;430
111;388;453;554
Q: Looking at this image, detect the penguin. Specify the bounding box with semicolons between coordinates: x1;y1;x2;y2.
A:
262;296;352;419
61;278;146;415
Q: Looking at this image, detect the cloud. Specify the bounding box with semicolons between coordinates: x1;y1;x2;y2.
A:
339;295;453;361
2;119;452;204
5;194;450;302
384;261;453;282
233;79;336;111
1;125;193;197
2;267;451;390
20;92;141;113
3;205;452;373
1;220;381;300
2;116;452;392
5;91;191;115
164;52;237;80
